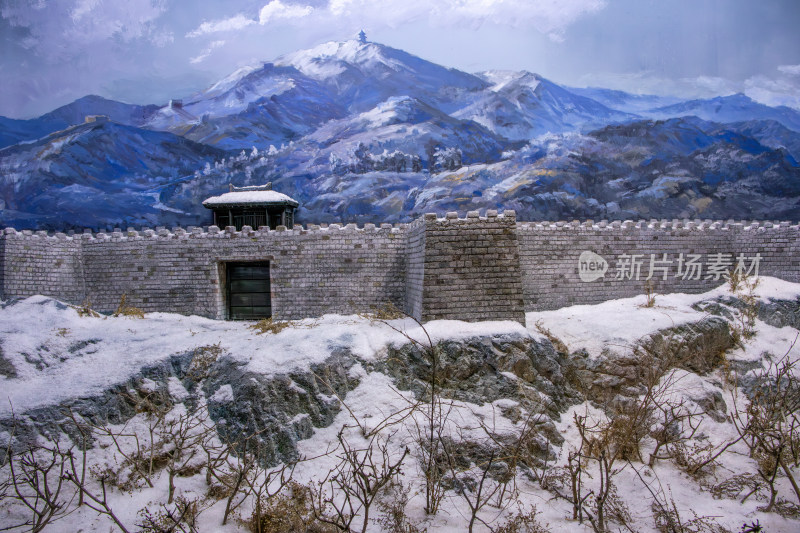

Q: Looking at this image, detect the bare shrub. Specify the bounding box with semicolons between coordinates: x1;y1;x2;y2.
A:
643;280;657;308
6;443;70;532
731;337;800;512
631;464;729;533
203;430;265;526
572;411;634;533
732;338;800;512
728;274;759;346
159;405;213;504
85;389;174;490
136;496;200;533
62;444;132;532
309;430;408;533
376;478;426;533
364;302;406;320
711;473;764;503
375;310;449;515
494;504;551;533
439;406;547;533
245;481;337;533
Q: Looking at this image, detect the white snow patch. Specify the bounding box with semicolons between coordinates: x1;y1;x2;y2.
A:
210;384;234;403
526;277;800;357
167;376;189;401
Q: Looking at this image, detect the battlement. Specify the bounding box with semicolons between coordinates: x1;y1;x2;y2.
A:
1;212;798;323
1;222;408;241
4;212;796;243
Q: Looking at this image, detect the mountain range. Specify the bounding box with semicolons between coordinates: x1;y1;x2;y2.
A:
1;38;799;229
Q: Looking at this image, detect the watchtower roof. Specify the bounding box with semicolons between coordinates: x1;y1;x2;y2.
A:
202;183;299;208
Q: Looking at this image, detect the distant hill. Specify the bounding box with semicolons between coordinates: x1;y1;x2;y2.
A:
0;95;160;149
649;93;800;132
0;120;226;229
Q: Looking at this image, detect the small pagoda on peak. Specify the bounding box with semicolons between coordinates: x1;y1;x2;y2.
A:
202;183;299;231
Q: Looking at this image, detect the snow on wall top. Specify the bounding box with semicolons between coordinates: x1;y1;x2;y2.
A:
1;211;798;242
202;190;299;207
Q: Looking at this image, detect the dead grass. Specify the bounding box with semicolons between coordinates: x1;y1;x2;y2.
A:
114;293;144;319
249;318;291;335
534;320;569;354
187;343;223;381
75;298;101;318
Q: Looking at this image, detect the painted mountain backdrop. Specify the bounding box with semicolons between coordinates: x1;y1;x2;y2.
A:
1;38;799;230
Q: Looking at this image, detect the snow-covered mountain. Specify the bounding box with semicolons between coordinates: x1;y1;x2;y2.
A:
566;86;682;114
275;39;488;113
0;120;225;229
649;93;800;132
1;37;800;229
455;71;636;140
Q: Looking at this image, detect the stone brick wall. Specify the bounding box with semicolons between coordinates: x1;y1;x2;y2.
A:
1;217;798;323
0;230;85;304
1;224;407;320
517;220;800;311
419;211;526;323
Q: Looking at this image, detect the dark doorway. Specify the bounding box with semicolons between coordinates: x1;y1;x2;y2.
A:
227;262;271;320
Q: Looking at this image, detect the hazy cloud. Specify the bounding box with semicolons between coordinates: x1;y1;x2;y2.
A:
326;0;606;40
577;70;800;110
2;0;168;50
186;0;604;40
745;74;800;109
259;0;314;24
186;14;255;38
778;64;800;76
185;1;314;38
190;40;227;64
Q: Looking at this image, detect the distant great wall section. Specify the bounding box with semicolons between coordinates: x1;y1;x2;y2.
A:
1;212;798;324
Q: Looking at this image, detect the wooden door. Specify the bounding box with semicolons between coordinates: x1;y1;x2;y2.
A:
227;262;271;320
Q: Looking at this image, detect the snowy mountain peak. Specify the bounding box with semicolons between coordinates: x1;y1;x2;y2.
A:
276;39;399;79
202;63;265;99
479;70;543;93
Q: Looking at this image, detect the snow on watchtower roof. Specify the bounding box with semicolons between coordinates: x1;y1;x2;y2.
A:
202;183;299;208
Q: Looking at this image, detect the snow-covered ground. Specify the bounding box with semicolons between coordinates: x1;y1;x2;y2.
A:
0;297;525;417
1;278;799;532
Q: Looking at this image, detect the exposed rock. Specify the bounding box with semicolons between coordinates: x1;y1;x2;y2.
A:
694;294;800;330
376;334;580;418
203;348;359;465
757;297;800;329
563;316;734;407
0;347;359;467
0;303;779;470
0;353;194;461
0;345;17;378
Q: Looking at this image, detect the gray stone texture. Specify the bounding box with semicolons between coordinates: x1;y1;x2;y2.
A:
1;217;798;324
419;211;526;323
517;220;800;310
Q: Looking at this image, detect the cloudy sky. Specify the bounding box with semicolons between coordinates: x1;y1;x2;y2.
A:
1;0;799;118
